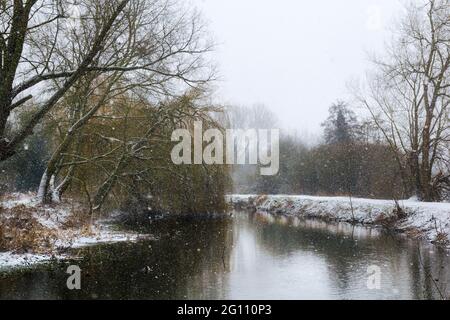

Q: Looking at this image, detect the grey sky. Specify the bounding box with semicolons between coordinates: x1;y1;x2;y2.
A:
194;0;405;134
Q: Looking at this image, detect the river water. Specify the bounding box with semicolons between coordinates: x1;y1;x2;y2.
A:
0;211;449;300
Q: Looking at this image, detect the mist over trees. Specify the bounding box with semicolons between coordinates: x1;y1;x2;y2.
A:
230;103;406;200
232;0;449;202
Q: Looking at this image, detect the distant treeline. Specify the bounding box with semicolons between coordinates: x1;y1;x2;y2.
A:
231;103;414;200
233;0;450;202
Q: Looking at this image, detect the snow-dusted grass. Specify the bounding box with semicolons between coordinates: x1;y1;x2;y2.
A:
57;224;150;249
230;194;450;246
0;193;151;270
0;252;58;269
1;192;73;229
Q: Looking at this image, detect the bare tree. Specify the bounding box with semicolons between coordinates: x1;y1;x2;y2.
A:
0;0;213;164
355;0;450;201
0;0;129;160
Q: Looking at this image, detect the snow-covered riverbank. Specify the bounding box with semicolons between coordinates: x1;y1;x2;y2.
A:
0;227;148;270
0;193;151;270
230;195;450;246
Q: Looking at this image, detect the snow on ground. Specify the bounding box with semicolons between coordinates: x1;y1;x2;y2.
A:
1;192;72;229
57;224;152;249
0;228;150;271
1;193;36;208
230;195;450;245
0;252;59;270
0;193;152;270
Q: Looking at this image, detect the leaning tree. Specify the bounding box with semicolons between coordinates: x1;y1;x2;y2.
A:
0;0;212;164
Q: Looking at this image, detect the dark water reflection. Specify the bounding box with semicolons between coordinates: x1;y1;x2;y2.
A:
0;211;449;300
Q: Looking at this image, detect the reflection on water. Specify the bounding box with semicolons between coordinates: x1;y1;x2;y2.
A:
0;211;449;300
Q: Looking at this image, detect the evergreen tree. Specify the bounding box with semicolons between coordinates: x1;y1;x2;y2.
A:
322;101;359;145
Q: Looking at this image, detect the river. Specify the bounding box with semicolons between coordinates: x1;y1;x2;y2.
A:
0;211;449;300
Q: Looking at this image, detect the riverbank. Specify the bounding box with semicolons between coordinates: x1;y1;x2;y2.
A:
230;195;450;246
0;193;150;269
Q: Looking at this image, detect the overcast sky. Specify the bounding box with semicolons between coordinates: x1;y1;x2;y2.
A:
194;0;405;135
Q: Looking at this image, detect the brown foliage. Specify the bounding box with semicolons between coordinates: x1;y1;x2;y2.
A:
0;205;57;254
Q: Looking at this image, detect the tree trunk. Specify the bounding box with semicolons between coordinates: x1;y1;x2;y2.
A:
420;106;434;202
93;153;127;212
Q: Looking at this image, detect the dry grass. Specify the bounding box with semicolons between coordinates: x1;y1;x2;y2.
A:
255;194;268;207
0;205;57;254
404;228;425;239
373;204;408;229
434;232;449;246
0;198;93;254
60;207;92;230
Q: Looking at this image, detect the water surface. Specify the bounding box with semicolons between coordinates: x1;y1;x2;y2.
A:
0;211;449;300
